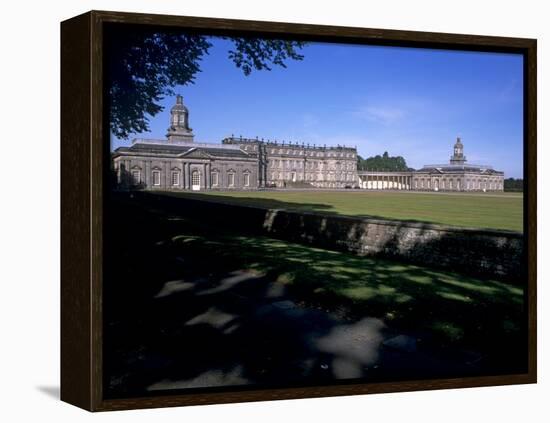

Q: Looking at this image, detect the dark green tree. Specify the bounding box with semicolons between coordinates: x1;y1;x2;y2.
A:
357;151;412;171
107;29;306;139
503;178;523;192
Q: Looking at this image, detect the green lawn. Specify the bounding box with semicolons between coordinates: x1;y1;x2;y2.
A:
164;190;523;232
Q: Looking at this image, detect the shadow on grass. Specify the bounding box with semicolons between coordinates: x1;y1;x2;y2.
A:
103;195;527;398
156;191;437;226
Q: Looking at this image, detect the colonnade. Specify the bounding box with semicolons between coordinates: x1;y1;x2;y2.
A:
358;172;413;190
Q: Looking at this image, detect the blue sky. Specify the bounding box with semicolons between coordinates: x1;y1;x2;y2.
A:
111;37;524;178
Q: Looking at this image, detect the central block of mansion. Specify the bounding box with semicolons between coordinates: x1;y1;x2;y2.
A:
112;96;504;192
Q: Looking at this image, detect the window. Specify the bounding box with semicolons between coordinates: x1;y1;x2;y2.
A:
192;170;200;186
228;173;235;187
131;170;141;185
171;171;180;186
211;172;219;186
152;170;161;186
244;172;250;187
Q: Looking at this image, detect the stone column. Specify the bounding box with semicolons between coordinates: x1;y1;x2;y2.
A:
144;160;150;188
205;163;211;189
184;162;190;189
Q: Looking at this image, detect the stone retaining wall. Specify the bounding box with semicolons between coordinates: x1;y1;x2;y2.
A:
136;193;524;283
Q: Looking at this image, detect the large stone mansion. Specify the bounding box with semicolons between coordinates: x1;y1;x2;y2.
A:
112;95;357;190
112;96;504;192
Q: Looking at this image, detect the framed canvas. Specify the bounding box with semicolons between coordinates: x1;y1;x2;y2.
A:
60;10;536;411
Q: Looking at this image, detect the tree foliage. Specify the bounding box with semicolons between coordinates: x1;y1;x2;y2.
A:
107;29;306;139
357;151;412;171
503;178;523;192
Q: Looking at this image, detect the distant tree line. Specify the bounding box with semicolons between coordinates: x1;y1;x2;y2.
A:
357;151;412;171
503;178;523;192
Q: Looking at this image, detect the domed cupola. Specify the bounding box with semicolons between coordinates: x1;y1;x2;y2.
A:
166;95;194;143
450;136;467;165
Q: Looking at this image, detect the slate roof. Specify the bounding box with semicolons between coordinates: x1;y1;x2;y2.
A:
415;164;503;175
113;141;252;159
115;143;194;155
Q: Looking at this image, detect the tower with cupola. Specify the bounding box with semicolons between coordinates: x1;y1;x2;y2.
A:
166;95;194;143
450;136;467;165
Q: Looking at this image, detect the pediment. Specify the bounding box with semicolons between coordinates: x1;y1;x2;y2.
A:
178;148;211;159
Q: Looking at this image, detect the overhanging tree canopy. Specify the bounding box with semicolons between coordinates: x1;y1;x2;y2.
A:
107;30;306;139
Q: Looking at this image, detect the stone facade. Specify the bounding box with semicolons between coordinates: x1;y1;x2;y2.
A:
113;141;258;191
222;137;358;188
113;96;358;191
113;97;503;192
358;137;504;192
112;96;258;191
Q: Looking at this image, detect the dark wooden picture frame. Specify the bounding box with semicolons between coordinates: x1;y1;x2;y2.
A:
61;10;536;412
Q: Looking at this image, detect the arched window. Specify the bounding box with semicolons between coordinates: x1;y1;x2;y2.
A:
171;171;180;186
152;170;161;186
244;172;251;187
131;170;141;185
228;172;235;187
211;172;219;187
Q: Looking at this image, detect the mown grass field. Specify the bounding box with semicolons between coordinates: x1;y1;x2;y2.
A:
166;190;524;232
